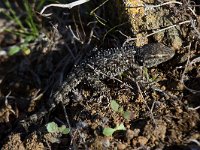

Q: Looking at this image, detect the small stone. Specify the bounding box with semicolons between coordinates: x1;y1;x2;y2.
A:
117;143;127;150
138;136;148;145
126;129;140;140
126;129;134;140
132;138;137;146
101;137;110;148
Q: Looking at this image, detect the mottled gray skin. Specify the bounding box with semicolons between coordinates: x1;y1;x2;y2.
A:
53;43;175;105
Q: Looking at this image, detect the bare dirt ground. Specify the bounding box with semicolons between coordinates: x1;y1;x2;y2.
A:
0;0;200;149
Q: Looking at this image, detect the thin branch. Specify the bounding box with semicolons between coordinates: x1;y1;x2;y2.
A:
188;106;200;110
190;18;200;38
40;0;90;16
146;20;192;38
126;1;182;9
180;43;191;84
145;1;182;10
123;20;192;46
61;102;77;150
187;139;200;146
90;0;109;15
181;44;200;94
68;25;83;44
136;81;157;127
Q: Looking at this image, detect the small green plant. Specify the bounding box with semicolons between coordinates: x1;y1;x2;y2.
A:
1;0;45;55
46;122;70;135
103;123;126;137
110;100;131;120
2;0;40;36
143;67;158;82
8;40;31;56
110;100;119;112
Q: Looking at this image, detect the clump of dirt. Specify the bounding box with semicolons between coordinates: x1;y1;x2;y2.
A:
120;0;189;49
0;0;200;149
2;133;44;150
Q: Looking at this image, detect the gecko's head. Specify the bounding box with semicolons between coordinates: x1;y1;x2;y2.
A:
135;43;175;68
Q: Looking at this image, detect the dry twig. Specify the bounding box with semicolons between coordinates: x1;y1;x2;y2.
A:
123;20;193;46
135;82;157;127
40;0;90;16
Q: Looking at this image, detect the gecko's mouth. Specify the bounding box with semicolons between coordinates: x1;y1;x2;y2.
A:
143;53;175;68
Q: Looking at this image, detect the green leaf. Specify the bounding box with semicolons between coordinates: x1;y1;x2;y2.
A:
8;46;21;55
123;111;131;120
58;125;70;135
115;123;126;131
25;35;35;42
103;127;116;136
62;127;70;135
143;67;150;80
118;107;124;114
110;100;119;112
46;122;59;133
58;125;66;132
151;74;158;82
22;47;31;55
103;123;126;137
20;43;29;49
